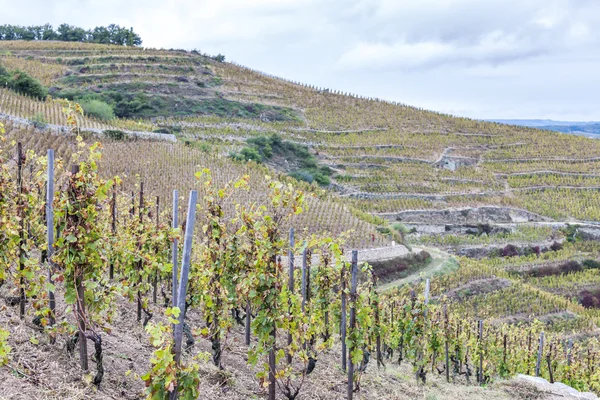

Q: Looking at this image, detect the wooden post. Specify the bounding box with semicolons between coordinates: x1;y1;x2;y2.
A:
109;186;116;279
373;273;382;368
173;191;197;362
347;250;358;400
153;196;159;304
415;279;431;382
130;191;135;218
547;343;554;383
70;165;88;371
341;259;347;372
444;304;450;383
536;332;544;377
478;320;483;384
424;279;430;311
269;330;276;400
287;228;294;364
245;300;251;346
301;247;308;313
171;190;179;307
137;183;144;322
46;150;56;329
567;338;573;366
300;247;308;350
17;143;26;319
503;334;508;375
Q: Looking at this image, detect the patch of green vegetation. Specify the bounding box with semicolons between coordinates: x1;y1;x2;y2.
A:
231;134;332;186
207;76;223;87
79;98;115;121
0;65;47;99
54;85;300;121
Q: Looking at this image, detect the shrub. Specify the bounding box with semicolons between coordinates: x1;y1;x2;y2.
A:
79;99;115;121
527;260;582;277
10;70;47;99
0;64;10;86
583;259;600;269
232;147;262;163
550;241;563;251
289;171;314;184
501;244;519;258
198;143;211;153
313;172;330;186
580;289;600;308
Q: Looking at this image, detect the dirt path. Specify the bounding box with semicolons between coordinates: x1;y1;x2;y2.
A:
377;246;458;291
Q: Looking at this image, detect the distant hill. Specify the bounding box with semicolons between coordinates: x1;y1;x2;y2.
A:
488;119;600;136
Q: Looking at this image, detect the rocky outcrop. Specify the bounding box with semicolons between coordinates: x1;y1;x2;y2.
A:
455;239;564;259
513;374;598;400
380;206;552;224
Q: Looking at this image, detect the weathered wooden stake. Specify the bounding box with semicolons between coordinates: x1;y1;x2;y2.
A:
300;246;308;350
109;186;116;279
137;183;144;322
17;143;26;319
536;332;544;377
341;260;347;372
347;250;358;400
547;343;554;383
70;165;88;371
245;300;251;346
373;273;382;368
171;190;179;307
567;338;573;366
287;228;294;364
444;304;449;383
478;320;483;384
301;247;308;313
46;150;56;330
153;196;159;304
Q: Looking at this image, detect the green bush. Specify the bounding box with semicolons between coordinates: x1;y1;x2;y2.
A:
583;259;600;270
313;172;330;186
10;70;47;99
232;147;262;163
79;99;115;121
0;64;10;86
289;171;314;184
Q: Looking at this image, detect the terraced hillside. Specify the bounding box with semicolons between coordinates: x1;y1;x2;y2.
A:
4;40;600;400
3;40;600;230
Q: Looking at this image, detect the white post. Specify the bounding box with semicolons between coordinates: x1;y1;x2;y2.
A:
173;190;197;365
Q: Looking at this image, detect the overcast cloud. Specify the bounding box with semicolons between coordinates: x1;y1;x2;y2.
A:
2;0;600;120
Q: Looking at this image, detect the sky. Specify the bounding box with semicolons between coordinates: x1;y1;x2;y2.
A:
3;0;600;121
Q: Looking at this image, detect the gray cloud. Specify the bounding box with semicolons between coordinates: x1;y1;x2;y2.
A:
2;0;600;120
